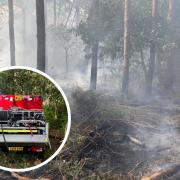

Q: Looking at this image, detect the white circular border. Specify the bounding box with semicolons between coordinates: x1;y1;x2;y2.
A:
0;66;71;172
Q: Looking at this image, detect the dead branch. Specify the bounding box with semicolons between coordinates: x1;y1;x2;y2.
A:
141;164;180;180
11;172;33;180
11;172;51;180
127;135;144;146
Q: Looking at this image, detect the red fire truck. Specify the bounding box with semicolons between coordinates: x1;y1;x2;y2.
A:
0;95;50;152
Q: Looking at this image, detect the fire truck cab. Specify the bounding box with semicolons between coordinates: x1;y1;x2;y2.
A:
0;95;50;152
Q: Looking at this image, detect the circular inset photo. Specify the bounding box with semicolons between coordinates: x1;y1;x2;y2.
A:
0;66;71;172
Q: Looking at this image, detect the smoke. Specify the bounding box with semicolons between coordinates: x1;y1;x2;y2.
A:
134;104;180;171
0;0;37;67
0;1;144;96
0;0;179;158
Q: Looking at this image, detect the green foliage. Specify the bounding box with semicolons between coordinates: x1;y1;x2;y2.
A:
77;0;122;46
76;0;180;61
43;104;68;135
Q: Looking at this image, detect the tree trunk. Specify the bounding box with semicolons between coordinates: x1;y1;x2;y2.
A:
65;0;74;27
54;0;57;26
140;49;148;82
8;0;15;66
44;0;48;73
90;41;99;90
145;0;158;97
65;48;68;73
89;0;99;90
36;0;46;72
122;0;130;96
167;0;173;23
57;0;62;25
156;45;163;83
75;0;80;27
166;0;175;90
146;43;156;96
22;6;26;43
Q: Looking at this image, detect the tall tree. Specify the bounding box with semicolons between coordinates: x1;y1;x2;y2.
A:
90;0;99;90
36;0;46;72
22;2;26;43
122;0;130;96
54;0;57;27
44;0;49;73
65;0;75;27
166;0;175;90
8;0;15;66
90;41;99;89
75;0;80;27
145;0;158;96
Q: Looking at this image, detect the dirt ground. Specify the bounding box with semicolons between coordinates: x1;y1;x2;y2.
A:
1;90;180;179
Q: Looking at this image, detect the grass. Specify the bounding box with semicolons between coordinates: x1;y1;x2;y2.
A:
0;152;42;168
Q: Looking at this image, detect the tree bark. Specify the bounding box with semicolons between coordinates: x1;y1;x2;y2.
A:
44;0;48;73
145;0;158;97
166;0;175;90
156;45;163;83
146;43;156;96
90;41;99;90
57;0;62;25
140;49;148;82
54;0;57;26
122;0;130;96
8;0;15;66
65;48;68;73
65;0;74;27
75;0;80;27
89;0;99;90
167;0;174;23
22;6;26;43
36;0;46;72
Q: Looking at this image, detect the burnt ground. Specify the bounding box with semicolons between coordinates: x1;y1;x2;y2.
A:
1;89;180;179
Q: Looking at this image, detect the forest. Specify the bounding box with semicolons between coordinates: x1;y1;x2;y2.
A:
0;0;180;179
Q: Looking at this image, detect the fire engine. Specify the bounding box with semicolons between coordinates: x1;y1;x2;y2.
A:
0;95;50;152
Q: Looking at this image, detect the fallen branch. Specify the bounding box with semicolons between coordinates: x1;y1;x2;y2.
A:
128;161;143;175
127;135;144;146
11;173;33;180
141;164;180;180
141;170;166;180
11;172;51;180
